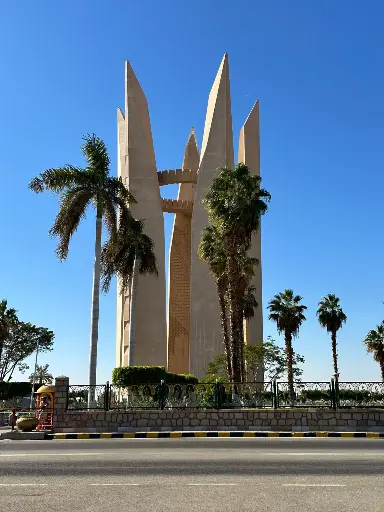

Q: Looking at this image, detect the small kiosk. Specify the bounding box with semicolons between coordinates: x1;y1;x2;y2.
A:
35;384;55;431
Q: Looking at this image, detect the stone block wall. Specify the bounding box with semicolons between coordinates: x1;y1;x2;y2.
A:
54;377;384;433
54;409;384;433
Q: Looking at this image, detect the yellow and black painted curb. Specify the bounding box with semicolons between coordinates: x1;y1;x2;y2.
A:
45;431;384;440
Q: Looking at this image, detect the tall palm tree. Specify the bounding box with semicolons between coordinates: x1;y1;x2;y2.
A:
0;300;18;371
363;322;384;381
268;289;307;399
29;364;53;387
198;224;231;380
29;134;135;388
317;294;347;383
203;164;270;382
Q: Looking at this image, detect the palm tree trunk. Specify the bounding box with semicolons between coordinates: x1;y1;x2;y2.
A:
226;237;242;386
217;279;231;380
331;329;339;384
285;331;295;404
239;313;245;383
88;212;102;396
128;258;138;364
380;358;384;383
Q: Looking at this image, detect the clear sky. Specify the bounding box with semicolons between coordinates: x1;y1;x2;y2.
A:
1;0;384;385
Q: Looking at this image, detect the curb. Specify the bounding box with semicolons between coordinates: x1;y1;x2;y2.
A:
45;431;384;440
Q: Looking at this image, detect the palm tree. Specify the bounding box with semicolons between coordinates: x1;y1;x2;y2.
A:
268;289;307;400
100;209;158;293
100;208;158;360
317;294;347;383
363;322;384;381
29;134;135;388
29;364;53;387
203;164;270;382
0;300;18;371
198;224;231;380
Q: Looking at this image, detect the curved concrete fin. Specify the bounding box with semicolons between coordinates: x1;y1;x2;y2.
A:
189;54;234;379
119;60;166;368
167;129;200;373
178;128;199;201
238;100;263;376
125;60;157;177
238;100;260;176
200;53;234;167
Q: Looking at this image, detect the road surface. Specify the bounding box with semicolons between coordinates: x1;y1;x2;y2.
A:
0;437;383;511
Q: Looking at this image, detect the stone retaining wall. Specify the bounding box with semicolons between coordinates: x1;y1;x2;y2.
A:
53;377;384;433
53;409;384;433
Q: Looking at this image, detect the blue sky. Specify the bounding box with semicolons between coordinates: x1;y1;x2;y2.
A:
1;1;384;384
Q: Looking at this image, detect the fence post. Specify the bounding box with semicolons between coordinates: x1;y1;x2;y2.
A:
273;380;278;409
104;381;110;411
158;380;166;410
214;380;219;409
330;379;336;410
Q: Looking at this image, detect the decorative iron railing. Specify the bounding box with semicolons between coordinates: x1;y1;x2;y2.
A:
0;396;36;410
67;385;107;410
65;380;384;411
336;382;384;408
275;382;333;408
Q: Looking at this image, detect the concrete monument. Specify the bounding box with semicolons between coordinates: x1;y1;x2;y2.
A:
116;54;263;379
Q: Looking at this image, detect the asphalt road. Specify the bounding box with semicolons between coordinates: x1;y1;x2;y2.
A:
0;438;383;511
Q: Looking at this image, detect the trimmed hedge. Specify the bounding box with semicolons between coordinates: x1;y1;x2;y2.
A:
112;366;198;387
0;381;35;399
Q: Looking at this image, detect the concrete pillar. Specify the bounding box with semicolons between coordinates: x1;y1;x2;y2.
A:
53;376;69;431
238;101;264;381
167;130;199;373
190;54;234;378
115;61;167;368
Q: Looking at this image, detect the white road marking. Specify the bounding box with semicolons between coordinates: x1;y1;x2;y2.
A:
188;483;237;486
283;484;346;488
89;483;140;486
0;483;49;487
0;452;110;457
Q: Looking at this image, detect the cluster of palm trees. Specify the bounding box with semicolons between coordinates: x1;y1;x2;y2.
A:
199;163;271;384
267;290;384;392
29;136;384;390
29;135;158;388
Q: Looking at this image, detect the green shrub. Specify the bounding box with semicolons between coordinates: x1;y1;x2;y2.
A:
112;367;198;387
165;373;198;384
0;381;33;399
112;366;167;386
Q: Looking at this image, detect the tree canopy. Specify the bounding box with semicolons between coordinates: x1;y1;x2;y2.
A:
205;338;305;382
0;317;54;382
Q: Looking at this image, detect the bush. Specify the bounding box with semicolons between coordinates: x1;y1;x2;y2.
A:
112;367;167;386
112;367;198;387
165;373;198;384
0;381;33;399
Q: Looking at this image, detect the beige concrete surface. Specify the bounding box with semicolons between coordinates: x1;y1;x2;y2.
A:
190;54;234;378
238;101;264;380
167;130;199;373
116;61;167;367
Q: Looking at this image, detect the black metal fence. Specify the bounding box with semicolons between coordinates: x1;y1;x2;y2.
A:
66;380;384;411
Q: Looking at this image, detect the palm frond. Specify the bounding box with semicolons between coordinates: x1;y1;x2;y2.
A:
101;218;158;293
267;288;307;337
29;165;87;194
49;187;93;260
81;134;110;179
106;176;137;205
316;293;347;332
